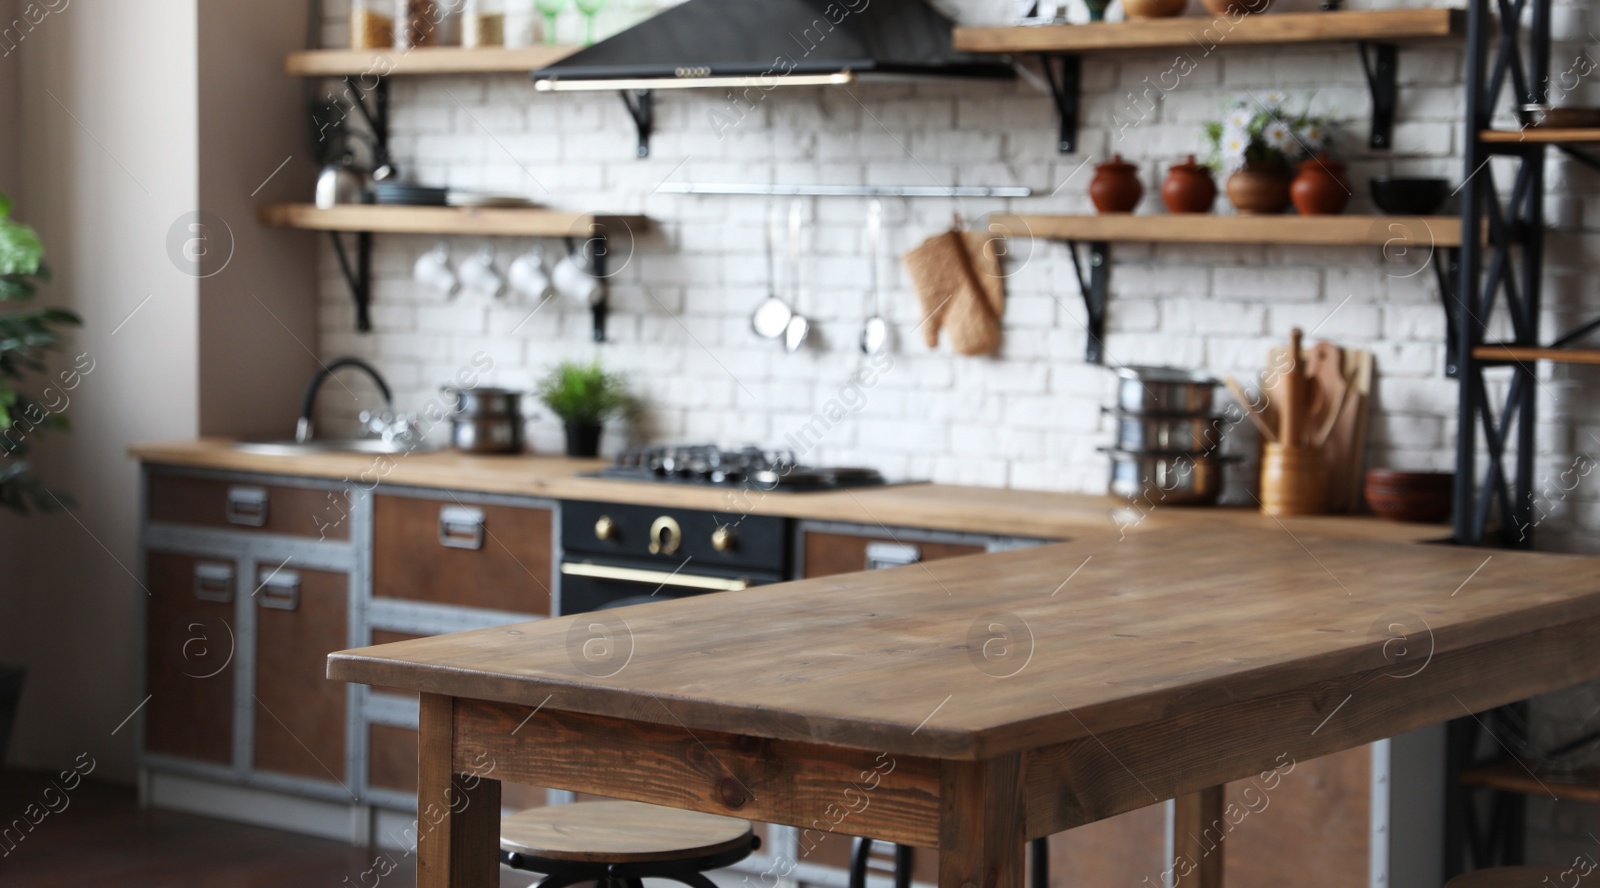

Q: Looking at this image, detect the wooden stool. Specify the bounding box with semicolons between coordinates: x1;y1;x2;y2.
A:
1447;868;1571;888
500;800;759;888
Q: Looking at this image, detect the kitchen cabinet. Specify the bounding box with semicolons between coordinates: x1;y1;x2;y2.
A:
372;492;553;615
797;521;1040;580
252;564;350;784
143;552;237;766
147;472;348;540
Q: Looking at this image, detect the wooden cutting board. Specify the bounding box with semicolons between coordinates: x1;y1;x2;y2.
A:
1263;343;1373;514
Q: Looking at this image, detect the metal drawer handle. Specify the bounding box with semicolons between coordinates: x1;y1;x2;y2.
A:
648;515;682;556
225;486;269;527
258;569;300;611
560;561;749;592
193;562;235;603
865;542;920;570
438;505;485;550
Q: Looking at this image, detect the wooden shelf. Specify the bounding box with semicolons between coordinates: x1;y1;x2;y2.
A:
285;45;581;77
258;204;645;237
1472;346;1600;366
991;213;1463;247
1481;128;1600;144
953;8;1462;55
1460;760;1600;803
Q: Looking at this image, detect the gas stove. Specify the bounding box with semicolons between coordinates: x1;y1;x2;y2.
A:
589;444;888;493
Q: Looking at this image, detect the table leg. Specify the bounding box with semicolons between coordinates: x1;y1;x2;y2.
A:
1172;786;1225;888
939;757;1024;888
418;693;502;888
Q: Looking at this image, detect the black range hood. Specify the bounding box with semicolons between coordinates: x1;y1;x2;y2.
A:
531;0;1015;88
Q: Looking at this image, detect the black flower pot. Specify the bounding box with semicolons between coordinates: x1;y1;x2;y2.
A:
564;422;603;458
0;665;24;768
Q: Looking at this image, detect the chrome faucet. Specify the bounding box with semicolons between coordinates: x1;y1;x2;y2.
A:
295;357;395;444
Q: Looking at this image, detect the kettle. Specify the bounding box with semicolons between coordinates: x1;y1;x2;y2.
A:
315;152;367;209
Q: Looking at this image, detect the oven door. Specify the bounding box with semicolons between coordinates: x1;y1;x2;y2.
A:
558;558;785;614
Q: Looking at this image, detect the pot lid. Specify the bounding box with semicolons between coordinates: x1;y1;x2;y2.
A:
1097;153;1137;172
1168;154;1211;174
1112;365;1221;386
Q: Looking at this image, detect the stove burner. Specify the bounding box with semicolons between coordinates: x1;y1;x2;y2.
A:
595;444;887;492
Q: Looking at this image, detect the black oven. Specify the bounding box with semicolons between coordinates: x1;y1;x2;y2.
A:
558;501;790;614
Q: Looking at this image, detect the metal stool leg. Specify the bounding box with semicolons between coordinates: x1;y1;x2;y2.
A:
894;844;914;888
1030;837;1050;888
850;837;875;888
661;872;721;888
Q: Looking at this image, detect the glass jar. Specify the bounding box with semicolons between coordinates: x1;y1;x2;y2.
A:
503;0;537;47
350;0;395;49
394;0;442;49
463;0;507;48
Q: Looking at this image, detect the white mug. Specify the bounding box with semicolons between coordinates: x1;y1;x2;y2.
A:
459;245;506;299
508;246;552;300
414;243;458;297
552;250;602;305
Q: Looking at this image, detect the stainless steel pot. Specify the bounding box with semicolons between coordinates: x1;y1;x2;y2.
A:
1109;410;1227;453
1104;449;1232;505
444;386;525;454
1115;366;1221;414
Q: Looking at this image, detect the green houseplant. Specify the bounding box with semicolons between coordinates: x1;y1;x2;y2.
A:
0;192;79;767
536;361;630;457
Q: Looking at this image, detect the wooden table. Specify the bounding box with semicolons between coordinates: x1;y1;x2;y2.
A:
329;525;1600;888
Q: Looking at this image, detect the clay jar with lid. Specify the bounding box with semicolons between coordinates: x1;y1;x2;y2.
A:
1089;154;1144;214
1161;155;1217;214
1290;154;1352;216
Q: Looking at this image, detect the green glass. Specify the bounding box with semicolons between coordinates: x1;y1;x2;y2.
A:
574;0;605;45
535;0;567;44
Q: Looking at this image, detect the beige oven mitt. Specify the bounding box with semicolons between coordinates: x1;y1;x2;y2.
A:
903;228;1005;356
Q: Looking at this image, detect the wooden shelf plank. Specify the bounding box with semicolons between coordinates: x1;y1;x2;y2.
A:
285;45;581;77
1481;128;1600;144
258;204;645;237
1472;346;1600;366
953;8;1462;55
991;213;1462;247
1460;760;1600;803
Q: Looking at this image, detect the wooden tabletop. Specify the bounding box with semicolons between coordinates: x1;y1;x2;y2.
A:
329;524;1600;761
131;439;1449;543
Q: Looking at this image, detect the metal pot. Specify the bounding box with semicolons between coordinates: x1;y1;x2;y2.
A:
444;386;525;454
1104;449;1232;506
1109;410;1228;453
1114;365;1220;414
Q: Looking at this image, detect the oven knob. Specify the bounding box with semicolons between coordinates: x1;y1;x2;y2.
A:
594;515;617;541
711;526;736;553
648;516;682;555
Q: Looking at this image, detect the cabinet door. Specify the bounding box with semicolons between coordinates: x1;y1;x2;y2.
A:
144;553;238;765
252;565;348;784
801;530;985;579
372;493;552;614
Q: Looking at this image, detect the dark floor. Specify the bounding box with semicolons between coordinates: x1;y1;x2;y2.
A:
0;770;534;886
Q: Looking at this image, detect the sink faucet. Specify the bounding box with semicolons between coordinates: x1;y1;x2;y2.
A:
296;357;395;443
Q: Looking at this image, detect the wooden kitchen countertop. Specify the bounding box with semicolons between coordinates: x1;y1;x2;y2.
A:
130;439;1451;543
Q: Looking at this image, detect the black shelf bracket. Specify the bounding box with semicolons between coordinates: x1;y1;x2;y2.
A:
567;234;610;342
329;231;374;333
1066;239;1110;363
1037;54;1082;155
318;76;389;334
1434;246;1463;377
1358;42;1399;150
1557;144;1600;174
621;89;654;159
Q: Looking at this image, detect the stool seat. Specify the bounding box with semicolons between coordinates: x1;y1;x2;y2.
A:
500;801;753;864
1447;867;1572;888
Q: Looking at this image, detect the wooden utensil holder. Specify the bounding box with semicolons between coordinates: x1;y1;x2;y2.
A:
1260;443;1328;517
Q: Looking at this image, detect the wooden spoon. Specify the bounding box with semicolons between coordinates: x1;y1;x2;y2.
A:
1225;375;1279;444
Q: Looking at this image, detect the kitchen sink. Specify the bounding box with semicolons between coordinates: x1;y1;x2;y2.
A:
232;439;432;457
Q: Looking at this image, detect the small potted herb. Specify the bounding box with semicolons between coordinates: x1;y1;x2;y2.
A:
536;361;630;457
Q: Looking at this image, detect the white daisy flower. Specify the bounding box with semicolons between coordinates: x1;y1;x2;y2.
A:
1263;120;1295;152
1299;123;1327;151
1262;90;1289;107
1225;109;1253;131
1222;131;1250;160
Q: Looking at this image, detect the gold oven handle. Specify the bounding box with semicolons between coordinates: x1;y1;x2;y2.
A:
648;515;682;556
560;562;749;592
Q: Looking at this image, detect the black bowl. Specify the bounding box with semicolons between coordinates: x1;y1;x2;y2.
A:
1371;177;1452;216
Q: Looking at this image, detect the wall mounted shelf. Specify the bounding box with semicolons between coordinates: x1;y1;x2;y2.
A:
954;8;1464;153
1471;346;1600;366
992;212;1462;363
285;45;581;77
1479;128;1600;144
260;204;645;341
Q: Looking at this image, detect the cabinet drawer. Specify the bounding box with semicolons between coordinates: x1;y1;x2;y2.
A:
147;472;348;540
252;565;349;783
144;552;237;765
372;493;552;615
801;531;985;579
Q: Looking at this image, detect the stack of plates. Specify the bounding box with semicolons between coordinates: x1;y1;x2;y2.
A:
447;192;538;208
373;182;450;206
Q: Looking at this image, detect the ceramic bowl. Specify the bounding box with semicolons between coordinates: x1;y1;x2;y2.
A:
1364;469;1453;523
1371;177;1451;216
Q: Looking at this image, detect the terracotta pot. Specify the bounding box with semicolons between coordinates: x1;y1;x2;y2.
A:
1291;155;1350;215
1200;0;1273;15
1090;154;1144;214
1225;163;1293;214
1121;0;1188;18
1162;154;1217;214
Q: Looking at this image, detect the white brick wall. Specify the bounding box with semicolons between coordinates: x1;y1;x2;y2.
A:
312;0;1600;555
